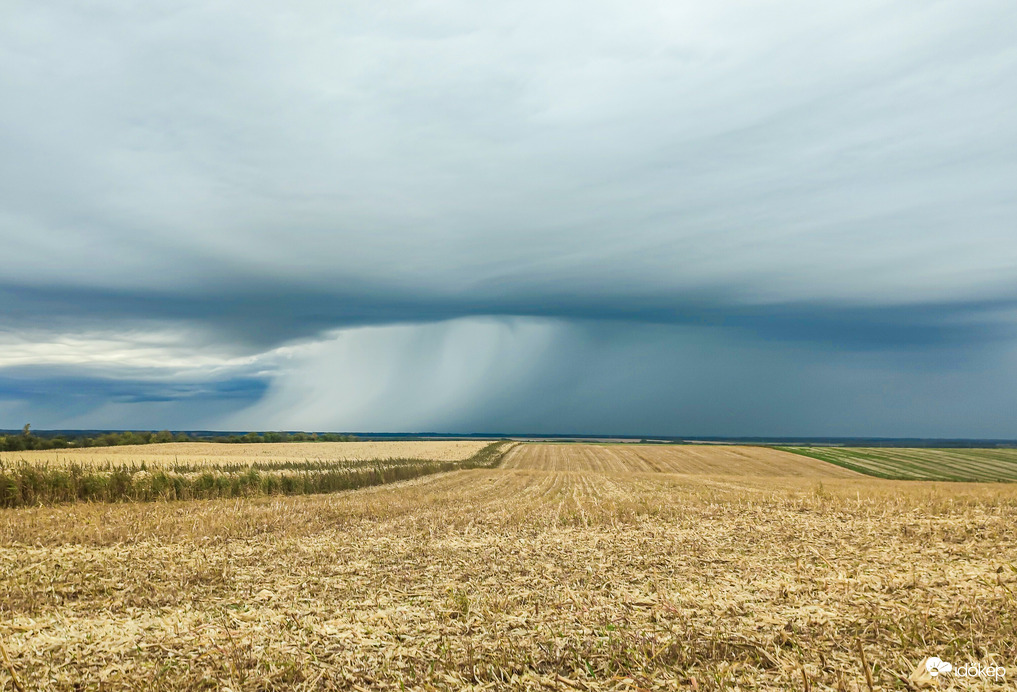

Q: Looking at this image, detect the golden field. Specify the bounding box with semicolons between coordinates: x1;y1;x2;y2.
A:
0;441;491;469
1;443;1015;690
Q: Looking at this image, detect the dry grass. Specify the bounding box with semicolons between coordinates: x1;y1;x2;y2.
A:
1;443;1015;690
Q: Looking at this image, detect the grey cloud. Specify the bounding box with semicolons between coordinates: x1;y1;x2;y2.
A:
228;317;1017;438
1;1;1016;433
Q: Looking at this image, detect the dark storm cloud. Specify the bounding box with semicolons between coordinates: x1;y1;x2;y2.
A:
3;279;1016;353
0;369;267;404
0;366;268;429
1;0;1016;432
231;317;1017;438
442;320;1017;438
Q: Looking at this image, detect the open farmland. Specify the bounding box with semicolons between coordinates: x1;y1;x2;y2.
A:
779;446;1017;482
0;441;499;507
1;443;1015;691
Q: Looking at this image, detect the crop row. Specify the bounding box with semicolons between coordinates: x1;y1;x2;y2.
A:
0;442;509;507
778;446;1017;481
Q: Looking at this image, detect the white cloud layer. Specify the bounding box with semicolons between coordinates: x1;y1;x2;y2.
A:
2;0;1015;308
0;328;259;373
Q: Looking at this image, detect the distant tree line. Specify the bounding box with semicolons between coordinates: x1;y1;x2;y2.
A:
212;432;357;444
0;424;356;452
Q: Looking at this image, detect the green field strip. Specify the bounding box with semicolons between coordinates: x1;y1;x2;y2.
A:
775;447;1017;482
905;449;1017;481
842;448;1011;481
869;450;998;480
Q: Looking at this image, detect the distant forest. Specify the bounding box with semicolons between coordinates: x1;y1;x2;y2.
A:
0;425;357;452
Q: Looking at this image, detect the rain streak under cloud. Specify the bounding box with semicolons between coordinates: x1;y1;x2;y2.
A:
1;0;1017;435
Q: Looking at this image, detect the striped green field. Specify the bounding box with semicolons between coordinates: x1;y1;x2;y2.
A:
778;446;1017;482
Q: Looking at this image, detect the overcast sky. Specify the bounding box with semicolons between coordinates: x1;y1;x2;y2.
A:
2;1;1016;435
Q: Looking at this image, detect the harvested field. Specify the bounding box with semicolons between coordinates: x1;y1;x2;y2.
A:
780;446;1017;482
503;443;861;477
1;443;1015;691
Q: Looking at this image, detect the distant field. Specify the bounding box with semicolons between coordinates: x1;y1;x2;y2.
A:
0;441;502;507
778;446;1017;481
1;440;490;469
504;442;860;477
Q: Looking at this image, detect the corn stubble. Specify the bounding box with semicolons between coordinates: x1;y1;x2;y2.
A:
1;443;1015;690
0;441;497;507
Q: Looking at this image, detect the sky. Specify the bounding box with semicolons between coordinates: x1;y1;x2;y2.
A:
2;0;1016;436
